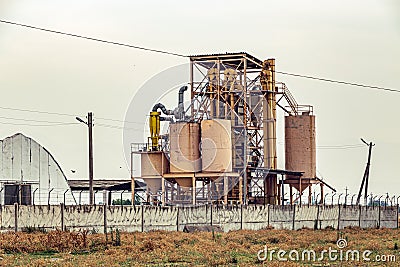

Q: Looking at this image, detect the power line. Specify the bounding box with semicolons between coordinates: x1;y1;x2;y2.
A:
275;71;400;93
0;19;186;58
95;117;143;125
317;144;364;148
278;142;365;150
0;115;76;124
0;19;398;93
0;105;144;128
0;104;143;125
95;123;142;131
0;121;78;127
0;105;80;117
317;146;364;150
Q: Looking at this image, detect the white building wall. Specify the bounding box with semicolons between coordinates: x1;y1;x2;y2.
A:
0;133;75;205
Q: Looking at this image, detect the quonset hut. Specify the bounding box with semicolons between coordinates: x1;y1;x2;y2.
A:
0;133;75;205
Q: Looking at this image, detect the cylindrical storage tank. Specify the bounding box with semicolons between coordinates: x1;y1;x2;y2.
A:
141;152;169;177
169;122;201;173
140;151;168;194
175;178;192;188
285;114;316;181
201;119;232;172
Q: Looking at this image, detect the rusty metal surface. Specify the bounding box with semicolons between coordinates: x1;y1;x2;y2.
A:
201;119;232;173
169;122;201;173
140;151;168;177
285;115;316;191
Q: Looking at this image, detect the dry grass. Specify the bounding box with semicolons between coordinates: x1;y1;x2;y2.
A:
0;228;399;266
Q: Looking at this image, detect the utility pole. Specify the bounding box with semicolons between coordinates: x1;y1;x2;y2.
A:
356;138;375;206
76;112;94;205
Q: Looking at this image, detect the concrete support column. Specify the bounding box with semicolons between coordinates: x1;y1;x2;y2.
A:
14;203;18;233
60;203;65;231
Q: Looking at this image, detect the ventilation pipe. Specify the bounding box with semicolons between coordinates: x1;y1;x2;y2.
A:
176;86;187;121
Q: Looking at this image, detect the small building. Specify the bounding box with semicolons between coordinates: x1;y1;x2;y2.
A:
67;179;146;205
0;133;75;205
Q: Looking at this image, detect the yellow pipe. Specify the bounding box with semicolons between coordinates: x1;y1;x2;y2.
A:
149;111;160;151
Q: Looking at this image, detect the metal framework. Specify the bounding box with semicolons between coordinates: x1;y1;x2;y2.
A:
131;52;331;206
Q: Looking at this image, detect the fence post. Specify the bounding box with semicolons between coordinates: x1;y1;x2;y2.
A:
240;204;243;230
14;203;18;232
176;206;180;231
103;204;107;234
210;204;213;227
60;203;65;231
378;206;381;229
358;205;362;228
292;205;296;230
141;205;144;232
337;205;341;230
316;204;320;230
48;188;54;206
267;205;270;227
397;204;399;229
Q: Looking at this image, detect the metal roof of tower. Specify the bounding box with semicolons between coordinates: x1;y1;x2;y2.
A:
189;52;264;70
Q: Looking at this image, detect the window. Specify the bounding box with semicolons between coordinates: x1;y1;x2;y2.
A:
4;184;32;205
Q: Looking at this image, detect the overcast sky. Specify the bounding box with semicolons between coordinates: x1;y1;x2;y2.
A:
0;0;399;197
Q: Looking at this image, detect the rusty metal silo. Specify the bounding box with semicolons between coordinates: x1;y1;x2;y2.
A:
285;114;316;192
201;119;232;173
140;151;169;194
169;122;201;173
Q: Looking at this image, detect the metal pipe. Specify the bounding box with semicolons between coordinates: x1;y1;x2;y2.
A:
79;190;83;205
160;117;174;122
63;189;69;205
120;190;126;208
351;194;356;205
338;193;343;205
32;188;38;205
0;187;3;205
48;188;54;206
316;193;320;205
93;190;98;205
378;195;384;207
371;195;376;206
178;86;188;108
331;193;336;206
324;193;329;206
152;103;173;115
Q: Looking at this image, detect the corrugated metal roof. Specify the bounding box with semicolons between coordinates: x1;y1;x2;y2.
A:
67;179;146;191
189;52;264;70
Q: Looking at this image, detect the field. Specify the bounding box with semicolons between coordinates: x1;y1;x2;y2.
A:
0;228;399;266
